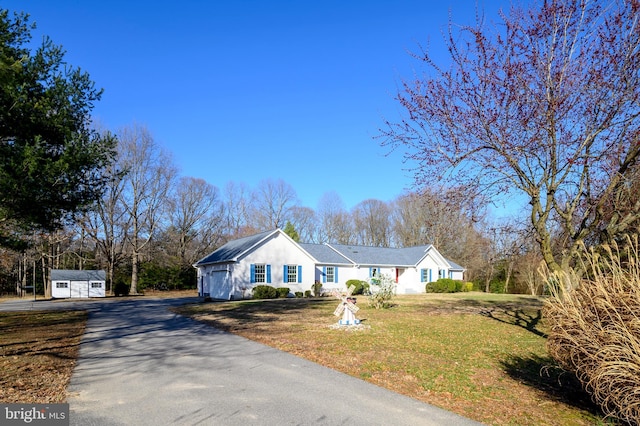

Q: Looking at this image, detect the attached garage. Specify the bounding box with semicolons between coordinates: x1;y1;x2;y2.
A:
51;269;106;299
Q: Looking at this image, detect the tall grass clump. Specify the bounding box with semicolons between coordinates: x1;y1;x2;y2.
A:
544;235;640;424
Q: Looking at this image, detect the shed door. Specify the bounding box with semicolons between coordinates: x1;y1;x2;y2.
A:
70;280;89;298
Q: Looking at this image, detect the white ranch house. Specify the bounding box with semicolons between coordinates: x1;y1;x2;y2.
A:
194;229;465;300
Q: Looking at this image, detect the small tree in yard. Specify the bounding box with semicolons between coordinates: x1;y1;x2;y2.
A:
368;274;396;309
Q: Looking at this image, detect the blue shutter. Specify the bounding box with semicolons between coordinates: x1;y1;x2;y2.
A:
369;267;372;277
283;265;288;283
420;269;425;282
298;265;302;283
250;264;255;283
266;265;271;283
429;269;432;282
334;267;338;283
322;266;326;283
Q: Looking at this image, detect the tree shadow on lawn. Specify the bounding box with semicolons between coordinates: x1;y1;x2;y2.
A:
479;307;548;338
500;354;617;423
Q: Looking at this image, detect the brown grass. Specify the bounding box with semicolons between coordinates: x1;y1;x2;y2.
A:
0;310;87;403
176;293;610;425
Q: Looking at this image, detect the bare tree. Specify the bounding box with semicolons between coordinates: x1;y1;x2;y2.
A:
316;191;353;244
289;206;317;243
351;199;392;247
381;0;640;275
222;181;254;239
166;177;224;266
118;125;176;294
80;155;129;292
249;178;298;230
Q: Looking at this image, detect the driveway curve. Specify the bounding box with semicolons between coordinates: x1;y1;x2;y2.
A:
3;297;482;425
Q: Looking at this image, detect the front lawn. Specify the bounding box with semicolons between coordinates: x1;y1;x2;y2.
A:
176;293;609;425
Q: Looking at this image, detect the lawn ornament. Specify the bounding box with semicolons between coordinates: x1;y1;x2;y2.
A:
332;285;360;325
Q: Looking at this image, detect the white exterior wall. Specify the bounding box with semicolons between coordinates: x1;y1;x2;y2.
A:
51;279;105;298
450;270;465;281
52;281;71;298
237;232;315;296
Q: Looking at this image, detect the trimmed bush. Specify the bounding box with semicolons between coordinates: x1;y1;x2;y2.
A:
426;278;461;293
295;291;303;298
304;290;312;298
462;282;474;292
252;285;277;299
276;287;290;298
345;279;369;295
545;237;640;424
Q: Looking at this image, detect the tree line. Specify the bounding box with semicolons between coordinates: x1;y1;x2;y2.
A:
0;121;551;296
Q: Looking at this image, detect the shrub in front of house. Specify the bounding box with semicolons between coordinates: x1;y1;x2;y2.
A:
304;290;312;298
368;274;396;309
276;287;290;298
311;281;323;297
346;279;369;295
295;291;303;298
426;278;465;293
462;282;474;292
252;285;277;299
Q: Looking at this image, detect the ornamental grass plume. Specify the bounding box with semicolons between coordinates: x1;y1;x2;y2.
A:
544;235;640;425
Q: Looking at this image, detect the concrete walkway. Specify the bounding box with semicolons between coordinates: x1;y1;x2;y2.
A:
3;297;482;425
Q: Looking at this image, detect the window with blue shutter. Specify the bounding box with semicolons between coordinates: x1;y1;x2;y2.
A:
285;265;298;283
325;266;335;283
420;269;427;282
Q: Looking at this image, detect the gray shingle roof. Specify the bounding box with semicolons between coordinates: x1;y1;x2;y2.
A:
51;269;106;281
194;230;276;266
446;259;465;271
194;229;466;271
298;243;353;265
327;244;433;267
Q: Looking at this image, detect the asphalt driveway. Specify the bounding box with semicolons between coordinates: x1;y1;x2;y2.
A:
3;297;481;425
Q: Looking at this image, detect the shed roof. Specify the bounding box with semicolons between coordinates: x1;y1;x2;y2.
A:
50;269;106;281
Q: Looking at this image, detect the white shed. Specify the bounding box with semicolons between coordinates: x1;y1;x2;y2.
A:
51;269;106;298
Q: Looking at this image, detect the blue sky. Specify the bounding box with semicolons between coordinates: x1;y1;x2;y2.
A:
5;0;516;211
